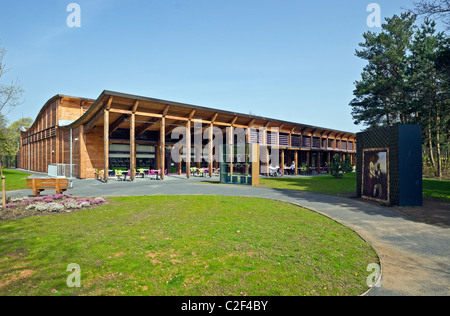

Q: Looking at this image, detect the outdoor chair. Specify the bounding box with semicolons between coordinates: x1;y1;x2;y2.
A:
300;166;307;175
137;169;146;178
115;170;124;181
149;169;156;180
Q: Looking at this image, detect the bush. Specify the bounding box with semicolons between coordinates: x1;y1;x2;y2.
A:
342;156;354;174
327;155;343;179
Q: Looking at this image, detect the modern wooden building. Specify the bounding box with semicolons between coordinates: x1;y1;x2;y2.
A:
17;90;357;181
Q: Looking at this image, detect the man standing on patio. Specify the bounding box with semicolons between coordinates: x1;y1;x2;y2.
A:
290;162;296;175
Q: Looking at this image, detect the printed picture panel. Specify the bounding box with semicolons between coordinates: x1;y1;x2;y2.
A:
362;148;389;203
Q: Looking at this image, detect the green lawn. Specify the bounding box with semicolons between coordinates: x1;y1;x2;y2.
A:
260;173;450;202
260;173;357;196
1;169;31;192
423;178;450;202
0;196;378;296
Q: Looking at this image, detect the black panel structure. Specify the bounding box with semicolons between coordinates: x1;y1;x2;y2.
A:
356;125;422;206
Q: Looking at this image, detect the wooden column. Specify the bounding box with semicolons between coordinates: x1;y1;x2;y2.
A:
227;126;234;174
318;151;321;172
186;120;191;179
130;113;136;181
262;128;268;176
209;124;213;177
104;109;110;182
281;149;285;172
294;150;298;175
160;117;165;180
79;125;86;179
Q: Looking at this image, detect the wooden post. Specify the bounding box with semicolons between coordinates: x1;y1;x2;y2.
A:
263;128;269;176
228;126;234;174
307;151;310;168
79;125;86;179
160;117;165;180
104;109;110;183
209;124;213;177
130;113;136;181
294;150;298;175
281;149;285;173
186;120;191;179
1;174;5;208
318;151;321;173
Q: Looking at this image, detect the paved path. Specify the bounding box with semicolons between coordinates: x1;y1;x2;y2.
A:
7;175;450;296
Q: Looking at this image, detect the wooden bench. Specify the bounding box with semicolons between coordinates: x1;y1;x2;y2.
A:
26;178;73;197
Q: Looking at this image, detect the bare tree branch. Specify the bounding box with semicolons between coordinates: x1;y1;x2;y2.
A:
412;0;450;29
0;44;24;116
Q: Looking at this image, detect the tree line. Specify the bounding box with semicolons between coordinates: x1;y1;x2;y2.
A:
0;44;32;169
350;11;449;179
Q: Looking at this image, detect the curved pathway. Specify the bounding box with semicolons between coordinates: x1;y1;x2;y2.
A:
7;176;450;296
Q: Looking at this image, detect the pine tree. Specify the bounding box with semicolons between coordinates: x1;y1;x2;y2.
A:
350;13;417;129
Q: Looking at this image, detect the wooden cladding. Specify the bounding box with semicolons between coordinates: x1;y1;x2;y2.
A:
22;127;57;145
17;92;358;179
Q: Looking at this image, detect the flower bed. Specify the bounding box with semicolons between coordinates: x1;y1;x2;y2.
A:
0;195;107;221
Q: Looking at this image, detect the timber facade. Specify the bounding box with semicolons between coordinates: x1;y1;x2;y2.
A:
17;90;357;180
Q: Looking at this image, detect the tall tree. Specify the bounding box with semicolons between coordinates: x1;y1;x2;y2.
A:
350;13;417;129
410;20;449;177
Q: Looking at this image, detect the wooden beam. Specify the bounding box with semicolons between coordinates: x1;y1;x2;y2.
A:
85;107;106;133
211;113;219;123
106;96;114;111
109;114;128;135
212;121;232;127
132;100;140;113
231;116;238;126
165;121;183;136
188;110;196;120
162;105;170;116
135;119;157;137
109;108;162;118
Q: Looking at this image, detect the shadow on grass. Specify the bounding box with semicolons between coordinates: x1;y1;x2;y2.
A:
259;173;357;196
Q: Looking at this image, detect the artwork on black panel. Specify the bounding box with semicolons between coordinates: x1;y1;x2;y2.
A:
362;148;389;203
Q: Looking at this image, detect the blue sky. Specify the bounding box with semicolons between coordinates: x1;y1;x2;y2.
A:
0;0;418;133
